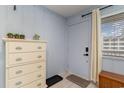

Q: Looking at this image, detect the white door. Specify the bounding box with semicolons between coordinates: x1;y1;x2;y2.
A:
68;18;91;80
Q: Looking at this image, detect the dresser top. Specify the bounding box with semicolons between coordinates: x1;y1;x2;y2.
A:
2;38;47;43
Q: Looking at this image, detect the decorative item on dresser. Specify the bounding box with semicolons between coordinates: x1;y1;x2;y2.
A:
33;34;40;40
7;33;14;38
3;38;47;88
99;71;124;88
6;33;25;39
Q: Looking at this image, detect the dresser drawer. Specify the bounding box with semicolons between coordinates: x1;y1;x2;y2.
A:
8;42;46;53
8;52;46;65
8;71;45;88
22;79;45;88
8;62;45;79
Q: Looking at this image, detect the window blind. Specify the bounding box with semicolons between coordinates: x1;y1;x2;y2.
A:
102;12;124;57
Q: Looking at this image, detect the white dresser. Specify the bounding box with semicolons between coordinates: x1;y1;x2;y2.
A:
3;38;47;88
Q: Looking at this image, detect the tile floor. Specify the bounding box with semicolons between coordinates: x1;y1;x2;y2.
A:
49;72;97;88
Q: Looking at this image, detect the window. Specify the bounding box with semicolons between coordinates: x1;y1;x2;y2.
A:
102;13;124;57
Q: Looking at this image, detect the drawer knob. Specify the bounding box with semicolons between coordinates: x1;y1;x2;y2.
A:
37;74;41;78
16;70;23;74
15;81;22;86
37;65;42;68
38;46;42;49
37;83;41;87
37;55;42;58
16;47;22;50
16;58;22;61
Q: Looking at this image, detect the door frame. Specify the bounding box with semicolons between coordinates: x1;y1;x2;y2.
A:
68;17;92;81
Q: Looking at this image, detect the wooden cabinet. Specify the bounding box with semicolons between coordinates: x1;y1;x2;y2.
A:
3;38;47;88
99;71;124;88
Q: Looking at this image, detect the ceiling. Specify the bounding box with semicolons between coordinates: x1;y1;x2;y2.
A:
45;5;102;17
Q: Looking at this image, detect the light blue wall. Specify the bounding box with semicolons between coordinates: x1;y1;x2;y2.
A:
67;5;124;78
0;5;124;87
101;5;124;75
0;5;67;87
101;5;124;18
102;57;124;75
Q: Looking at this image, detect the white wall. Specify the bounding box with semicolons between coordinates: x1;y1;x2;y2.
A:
101;5;124;75
0;5;67;87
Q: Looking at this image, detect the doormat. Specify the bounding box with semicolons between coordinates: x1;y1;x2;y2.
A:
46;75;63;87
66;74;90;88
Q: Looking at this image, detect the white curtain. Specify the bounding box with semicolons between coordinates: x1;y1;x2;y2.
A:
91;9;102;84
